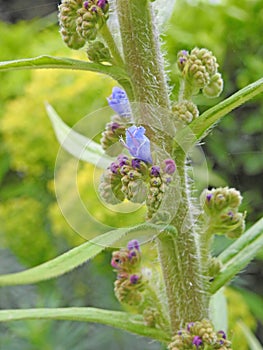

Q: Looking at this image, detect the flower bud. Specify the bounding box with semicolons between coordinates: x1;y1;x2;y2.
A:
58;0;86;49
172;100;199;124
87;41;111;62
203;73;224;98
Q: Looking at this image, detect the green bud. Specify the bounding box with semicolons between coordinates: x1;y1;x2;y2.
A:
203;73;224;98
87;41;112;62
207;257;222;278
100;119;126;156
58;0;85;49
172;100;199;124
99;169;124;204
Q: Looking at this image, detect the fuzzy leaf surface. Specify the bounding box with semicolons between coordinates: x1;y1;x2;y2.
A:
0;307;170;343
46;103;112;169
0;224;172;286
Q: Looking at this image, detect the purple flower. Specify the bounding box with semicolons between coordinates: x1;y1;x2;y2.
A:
150;166;160;177
127;239;140;251
217;330;226;339
117;154;129;166
192;336;202;348
131;158;141;169
130;274;140;284
124;126;153;164
107;87;131;117
164;159;176;175
97;0;108;9
109;162;119;174
206;193;213;202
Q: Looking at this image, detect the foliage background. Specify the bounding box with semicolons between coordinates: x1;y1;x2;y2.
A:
0;0;262;349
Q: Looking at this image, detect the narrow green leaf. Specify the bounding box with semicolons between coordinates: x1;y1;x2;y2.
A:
238;321;263;350
173;78;263;151
46;103;112;169
0;55;128;84
0;307;170;343
210;218;263;294
0;223;171;286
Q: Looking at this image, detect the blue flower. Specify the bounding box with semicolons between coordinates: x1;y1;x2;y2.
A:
107;87;131;117
124;125;153;164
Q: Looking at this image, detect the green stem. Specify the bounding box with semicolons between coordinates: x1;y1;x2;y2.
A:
100;24;125;67
170;155;207;329
116;0;170;109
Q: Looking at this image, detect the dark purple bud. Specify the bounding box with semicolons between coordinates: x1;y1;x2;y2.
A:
131;158;141;169
178;330;183;336
127;239;140;251
130;274;140;284
117;154;129;166
110;162;119;174
206;193;213;202
228;211;234;219
151;166;160;177
218;330;226;339
111;122;121;132
97;0;107;8
90;5;97;13
83;1;90;9
128;251;137;259
187;322;195;332
192;336;202;348
164;159;176;175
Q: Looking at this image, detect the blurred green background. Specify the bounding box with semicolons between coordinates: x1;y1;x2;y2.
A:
0;0;262;349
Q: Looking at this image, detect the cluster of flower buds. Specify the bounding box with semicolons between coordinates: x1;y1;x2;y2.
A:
58;0;109;49
99;153;176;219
172;100;199;124
86;41;111;62
177;48;223;98
101;87;132;156
146;160;176;219
111;240;168;329
168;319;232;350
200;187;245;238
111;240;145;306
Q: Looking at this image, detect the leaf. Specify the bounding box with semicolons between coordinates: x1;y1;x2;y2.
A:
237;321;263;350
46;103;113;169
173;77;263;151
0;307;170;343
0;55;129;85
210;217;263;294
0;223;170;286
209;288;228;332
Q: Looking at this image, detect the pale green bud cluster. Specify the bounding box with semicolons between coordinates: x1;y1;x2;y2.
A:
207;257;222;280
99;156;176;220
58;0;86;49
177;48;223;98
168;319;232;350
146;171;172;220
87;41;111;62
58;0;109;50
172;100;199;124
111;241;168;330
100;115;127;156
200;187;245;238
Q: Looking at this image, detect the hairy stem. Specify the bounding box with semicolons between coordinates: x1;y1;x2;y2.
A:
116;0;170;109
159;154;207;332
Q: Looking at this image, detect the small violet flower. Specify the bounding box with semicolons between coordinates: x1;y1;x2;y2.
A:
127;239;140;251
130;274;140;284
164;159;176;175
107;87;131;117
123;125;153;164
192;336;202;348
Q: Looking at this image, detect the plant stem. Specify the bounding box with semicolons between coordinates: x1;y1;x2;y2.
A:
100;24;124;67
116;0;170;109
116;0;207;333
158;155;208;332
